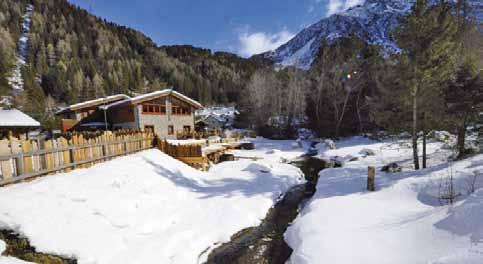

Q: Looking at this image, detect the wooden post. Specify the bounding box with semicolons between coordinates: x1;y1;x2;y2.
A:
10;137;22;177
44;140;54;174
367;166;375;191
0;139;12;180
21;140;33;174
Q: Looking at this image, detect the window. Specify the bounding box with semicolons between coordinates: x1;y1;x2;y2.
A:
171;106;191;115
183;126;191;134
168;125;174;135
144;125;154;133
142;104;166;115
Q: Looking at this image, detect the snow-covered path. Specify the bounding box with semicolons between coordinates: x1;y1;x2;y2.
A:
0;146;304;264
285;137;483;264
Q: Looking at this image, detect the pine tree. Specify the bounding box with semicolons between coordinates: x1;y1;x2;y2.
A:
393;0;458;169
445;59;482;157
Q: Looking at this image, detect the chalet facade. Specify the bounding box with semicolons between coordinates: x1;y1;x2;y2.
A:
56;94;129;131
56;90;203;139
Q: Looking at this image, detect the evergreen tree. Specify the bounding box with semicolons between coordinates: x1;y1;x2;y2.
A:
393;0;458;169
445;59;482;157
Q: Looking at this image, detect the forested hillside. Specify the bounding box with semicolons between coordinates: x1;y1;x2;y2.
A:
0;0;265;126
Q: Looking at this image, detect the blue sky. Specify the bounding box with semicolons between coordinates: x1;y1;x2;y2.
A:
67;0;364;57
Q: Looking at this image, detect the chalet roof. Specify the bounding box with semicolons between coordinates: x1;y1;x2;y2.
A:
0;108;40;127
101;89;203;110
56;94;129;115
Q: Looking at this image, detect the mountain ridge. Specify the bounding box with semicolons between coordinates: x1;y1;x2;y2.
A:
260;0;482;68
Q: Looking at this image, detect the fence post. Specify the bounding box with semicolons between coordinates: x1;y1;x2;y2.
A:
10;137;22;177
21;140;32;174
44;139;54;174
367;166;375;191
0;139;12;181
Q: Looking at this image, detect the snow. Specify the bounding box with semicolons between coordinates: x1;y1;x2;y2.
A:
57;94;129;114
285;136;483;264
7;4;34;92
102;89;203;110
0;144;304;264
0;240;33;264
279;38;316;69
0;108;40;127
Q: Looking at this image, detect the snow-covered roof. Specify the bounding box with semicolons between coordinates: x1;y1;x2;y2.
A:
0;108;40;127
56;94;130;114
101;89;203;110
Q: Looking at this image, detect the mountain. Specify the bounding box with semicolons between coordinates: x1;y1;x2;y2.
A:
261;0;482;69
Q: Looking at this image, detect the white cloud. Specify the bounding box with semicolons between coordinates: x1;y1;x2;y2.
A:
237;29;294;57
326;0;364;16
308;5;315;13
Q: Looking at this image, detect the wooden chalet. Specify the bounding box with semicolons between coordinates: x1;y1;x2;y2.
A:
56;94;129;131
56;89;203;139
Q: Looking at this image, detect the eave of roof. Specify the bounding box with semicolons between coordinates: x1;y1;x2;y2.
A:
56;94;130;115
101;89;203;110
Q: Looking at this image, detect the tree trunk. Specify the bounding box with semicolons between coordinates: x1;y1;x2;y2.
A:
423;130;427;169
412;94;420;170
457;124;466;158
356;87;363;134
335;89;352;138
422;112;427;169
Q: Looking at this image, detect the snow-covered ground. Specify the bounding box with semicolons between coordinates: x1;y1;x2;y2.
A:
0;146;304;264
285;136;483;264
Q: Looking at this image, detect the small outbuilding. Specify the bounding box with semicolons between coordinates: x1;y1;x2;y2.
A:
0;108;41;138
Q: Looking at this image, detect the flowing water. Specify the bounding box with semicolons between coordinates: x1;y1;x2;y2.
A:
204;156;328;264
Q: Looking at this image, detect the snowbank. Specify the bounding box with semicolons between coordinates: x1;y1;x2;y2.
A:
285;136;483;264
0;148;303;264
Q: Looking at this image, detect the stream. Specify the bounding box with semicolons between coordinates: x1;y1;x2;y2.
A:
204;156;329;264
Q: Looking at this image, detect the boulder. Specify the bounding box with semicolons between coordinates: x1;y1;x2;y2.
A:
359;148;376;157
244;163;272;173
399;132;411;139
381;162;402;173
324;139;336;150
431;131;455;143
219;154;235;162
330;156;345;167
240;142;256;150
348;156;359;162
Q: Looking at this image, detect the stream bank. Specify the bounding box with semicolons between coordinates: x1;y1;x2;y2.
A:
204;156;328;264
0;229;77;264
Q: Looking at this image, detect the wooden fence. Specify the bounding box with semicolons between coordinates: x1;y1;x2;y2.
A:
0;131;154;186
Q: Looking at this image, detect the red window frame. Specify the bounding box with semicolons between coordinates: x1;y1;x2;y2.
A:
142;104;166;115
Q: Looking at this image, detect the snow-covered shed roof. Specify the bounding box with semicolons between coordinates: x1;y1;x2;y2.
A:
56;94;129;115
0;108;40;127
101;89;203;110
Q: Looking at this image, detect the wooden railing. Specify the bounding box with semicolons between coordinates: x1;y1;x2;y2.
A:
176;130;222;140
157;140;209;170
0;131;154;186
